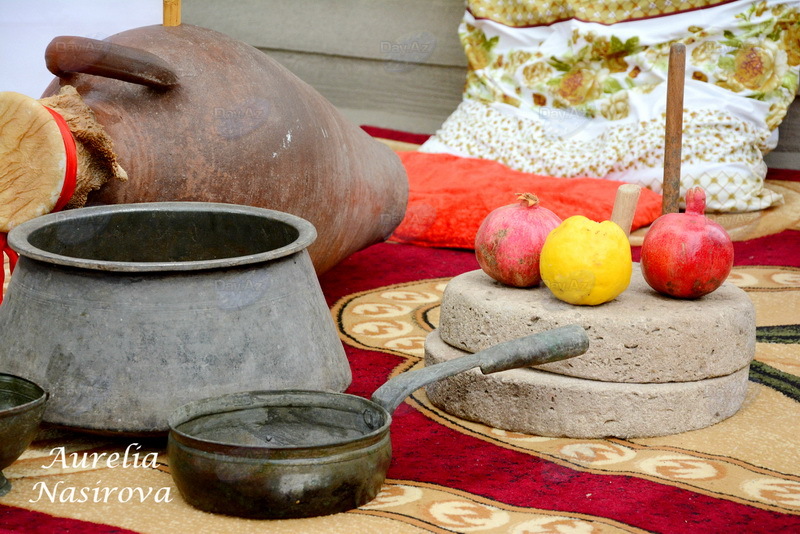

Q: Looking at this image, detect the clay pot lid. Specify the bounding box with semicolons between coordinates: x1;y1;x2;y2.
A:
0;91;70;233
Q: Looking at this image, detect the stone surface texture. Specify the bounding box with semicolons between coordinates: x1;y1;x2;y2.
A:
438;264;756;383
425;329;751;438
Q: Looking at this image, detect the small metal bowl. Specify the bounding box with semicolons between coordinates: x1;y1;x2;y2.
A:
0;373;47;496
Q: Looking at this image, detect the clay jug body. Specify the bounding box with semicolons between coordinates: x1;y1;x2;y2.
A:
42;24;408;273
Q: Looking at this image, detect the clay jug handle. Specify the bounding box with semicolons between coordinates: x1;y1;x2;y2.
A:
45;36;178;89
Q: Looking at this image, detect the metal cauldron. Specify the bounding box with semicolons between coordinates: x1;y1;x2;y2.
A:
0;202;351;434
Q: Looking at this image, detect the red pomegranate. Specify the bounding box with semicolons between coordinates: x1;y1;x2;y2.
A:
640;187;734;298
474;192;562;288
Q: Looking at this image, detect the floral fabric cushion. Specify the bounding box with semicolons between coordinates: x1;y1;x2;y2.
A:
420;0;800;212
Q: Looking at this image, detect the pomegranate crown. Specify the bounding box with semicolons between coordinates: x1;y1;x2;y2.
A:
685;187;707;215
516;192;540;207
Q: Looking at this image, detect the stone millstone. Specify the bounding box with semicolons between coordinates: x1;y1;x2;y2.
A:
424;329;750;438
438;264;755;383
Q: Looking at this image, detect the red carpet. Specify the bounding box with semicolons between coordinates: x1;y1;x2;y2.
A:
1;231;798;533
318;236;800;533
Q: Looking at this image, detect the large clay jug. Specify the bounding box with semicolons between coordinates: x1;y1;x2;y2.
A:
38;24;407;273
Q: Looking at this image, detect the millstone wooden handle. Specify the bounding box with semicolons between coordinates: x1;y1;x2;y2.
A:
611;183;642;237
370;324;589;414
45;36;179;89
662;43;686;215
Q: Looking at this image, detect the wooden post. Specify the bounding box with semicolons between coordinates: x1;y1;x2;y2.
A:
662;43;685;215
610;183;642;238
163;0;181;26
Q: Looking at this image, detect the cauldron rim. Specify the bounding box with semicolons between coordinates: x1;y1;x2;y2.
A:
6;202;317;272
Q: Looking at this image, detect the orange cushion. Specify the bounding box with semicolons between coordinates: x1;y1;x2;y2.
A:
390;151;662;249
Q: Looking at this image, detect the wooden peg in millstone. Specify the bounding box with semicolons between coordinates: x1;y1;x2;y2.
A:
662;43;686;215
610;183;642;238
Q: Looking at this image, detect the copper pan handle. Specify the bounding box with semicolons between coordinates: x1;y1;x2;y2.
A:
370;324;589;415
45;36;178;89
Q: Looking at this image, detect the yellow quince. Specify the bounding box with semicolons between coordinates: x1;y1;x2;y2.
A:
540;216;632;305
